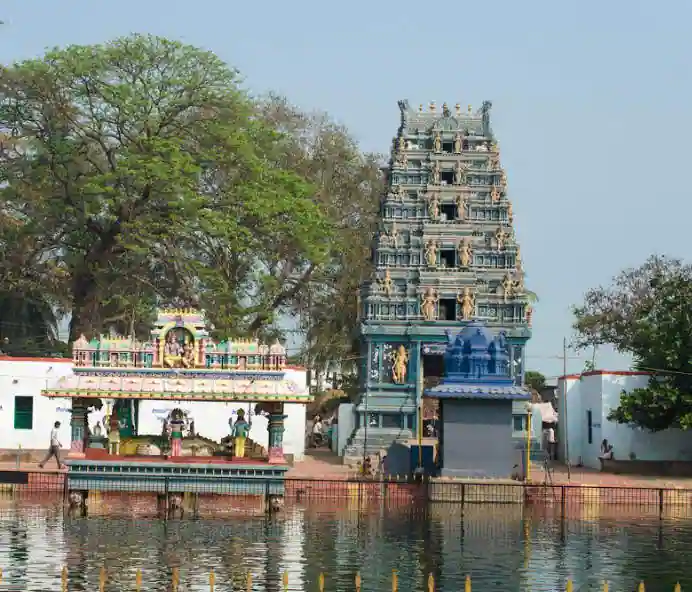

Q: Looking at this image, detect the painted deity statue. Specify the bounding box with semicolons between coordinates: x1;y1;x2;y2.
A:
420;287;437;321
181;342;195;368
107;410;122;455
169;408;185;457
455;193;468;220
427;192;440;220
433;131;442;153
391;345;409;384
454;132;463;154
231;409;251;458
458;238;473;267
457;287;476;321
431;161;440;184
163;332;183;368
424;240;438;267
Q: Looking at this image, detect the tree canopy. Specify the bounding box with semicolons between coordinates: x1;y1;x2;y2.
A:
0;34;334;346
572;255;692;431
0;34;379;368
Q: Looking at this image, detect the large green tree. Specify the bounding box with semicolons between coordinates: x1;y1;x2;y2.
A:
0;35;330;342
257;96;383;378
573;255;692;431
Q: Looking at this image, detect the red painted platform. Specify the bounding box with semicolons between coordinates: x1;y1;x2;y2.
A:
81;449;270;465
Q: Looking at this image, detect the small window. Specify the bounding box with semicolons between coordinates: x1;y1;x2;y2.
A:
440;203;456;220
587;410;593;444
442;142;454;153
14;396;34;430
440;170;454;184
438;298;457;321
440;249;455;268
512;414;526;432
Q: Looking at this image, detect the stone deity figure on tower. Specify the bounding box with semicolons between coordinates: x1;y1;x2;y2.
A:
420;287;438;321
454;132;463;154
424;240;438;267
427;192;440;220
457;287;476;320
391;345;409;384
431;161;440;184
455;161;468;185
458;238;473;267
433;132;442;153
456;193;469;221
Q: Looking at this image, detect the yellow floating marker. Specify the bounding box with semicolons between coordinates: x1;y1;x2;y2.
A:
0;567;2;582
135;569;142;591
355;571;362;591
283;570;288;590
465;574;471;592
566;580;573;592
99;566;106;592
427;572;435;592
392;569;398;591
247;571;253;592
638;583;645;592
674;584;681;592
603;582;608;592
61;566;68;592
209;569;215;591
318;572;325;592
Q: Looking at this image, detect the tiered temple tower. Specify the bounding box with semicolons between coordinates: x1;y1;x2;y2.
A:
345;100;533;459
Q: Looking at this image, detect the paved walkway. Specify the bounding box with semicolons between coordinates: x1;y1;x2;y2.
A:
532;463;692;488
4;455;692;490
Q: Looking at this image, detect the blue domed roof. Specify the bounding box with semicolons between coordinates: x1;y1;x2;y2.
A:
441;321;512;384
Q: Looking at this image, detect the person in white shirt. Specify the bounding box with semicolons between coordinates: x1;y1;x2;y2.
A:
545;426;556;460
39;421;65;469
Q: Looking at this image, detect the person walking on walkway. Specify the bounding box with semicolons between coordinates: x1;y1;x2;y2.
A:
39;421;65;469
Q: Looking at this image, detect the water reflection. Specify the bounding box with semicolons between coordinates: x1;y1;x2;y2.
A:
0;502;689;591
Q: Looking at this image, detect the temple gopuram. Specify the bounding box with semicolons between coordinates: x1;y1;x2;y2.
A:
346;100;533;459
41;308;309;510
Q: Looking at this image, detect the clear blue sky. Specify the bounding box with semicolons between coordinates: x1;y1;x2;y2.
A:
2;0;689;379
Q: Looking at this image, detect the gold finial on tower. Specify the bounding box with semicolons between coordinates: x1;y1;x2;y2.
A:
429;101;436;112
467;104;473;114
455;103;461;115
419;104;423;112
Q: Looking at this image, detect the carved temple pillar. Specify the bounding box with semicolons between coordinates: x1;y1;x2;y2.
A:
267;404;287;465
69;398;88;458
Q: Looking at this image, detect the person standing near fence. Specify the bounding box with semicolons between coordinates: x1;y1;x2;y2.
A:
39;421;65;469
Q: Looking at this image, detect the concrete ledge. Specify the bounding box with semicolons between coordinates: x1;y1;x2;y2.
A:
600;459;692;477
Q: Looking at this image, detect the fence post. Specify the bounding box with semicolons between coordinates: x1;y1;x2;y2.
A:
461;482;466;506
561;485;566;515
658;488;664;519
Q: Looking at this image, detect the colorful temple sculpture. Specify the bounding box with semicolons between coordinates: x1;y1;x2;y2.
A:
425;322;531;478
41;309;309;508
346;100;533;459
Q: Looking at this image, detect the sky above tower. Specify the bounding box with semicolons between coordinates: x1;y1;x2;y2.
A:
2;0;688;379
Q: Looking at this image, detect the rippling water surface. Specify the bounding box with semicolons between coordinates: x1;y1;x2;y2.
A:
0;499;690;591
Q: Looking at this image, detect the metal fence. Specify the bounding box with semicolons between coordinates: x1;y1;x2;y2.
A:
2;470;692;517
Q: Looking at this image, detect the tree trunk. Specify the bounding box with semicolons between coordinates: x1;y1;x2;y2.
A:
68;272;97;345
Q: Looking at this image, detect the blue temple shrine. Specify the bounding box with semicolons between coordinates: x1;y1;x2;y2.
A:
425;322;530;477
344;100;534;461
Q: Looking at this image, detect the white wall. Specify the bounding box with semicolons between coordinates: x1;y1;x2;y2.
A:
0;359;308;460
558;372;692;469
556;376;581;466
0;359;73;451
